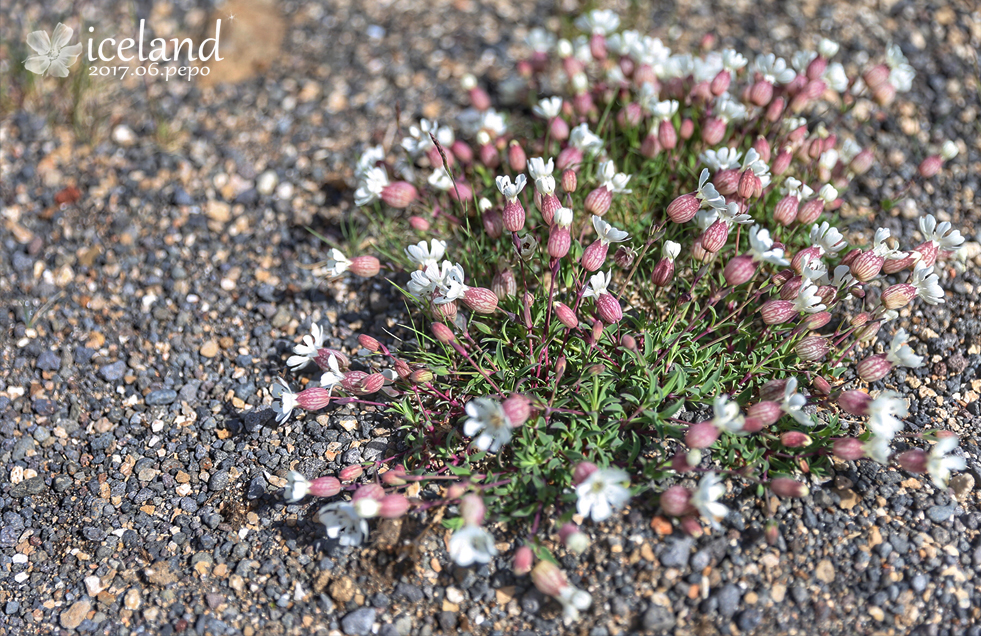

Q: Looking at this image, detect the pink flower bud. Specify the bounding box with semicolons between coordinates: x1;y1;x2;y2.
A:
409;368;434;384
479;143;500;168
491;269;517;299
379;494;410;518
431;299;457;322
513;546;534;576
803;311;832;330
671;450;701;472
548;225;572;258
559;523;589;554
296;387;332;411
881;283;916;310
838;390;871;416
393;359;411;379
312;348;351;374
340;370;368;393
556;147;583;173
918;156;943;178
658;119;677;150
617;103;643;128
834;438;866;461
779;276;803;300
613;246;635;269
857;353;892;383
780;431;813;448
896;449;928;474
381;182;418;208
502;394;532;427
752;136;771;163
913;241;939;268
701;117;727;145
700;220;730;252
573;461;598;485
531;560;568;598
748;401;782;426
660;486;693;517
855;321;881;343
573;92;594;116
863;64;890;90
666;193;699;224
713;169;739;196
339;465;363;482
554;302;579;329
585;186;613;216
772;149;792;175
553;356;567;383
711;69;731;95
724;254;758;286
448;180;473;202
773;195;799;226
797;198;825;225
353;483;385;503
551;117;570;141
650;257;676;287
812;376;832;395
540;193;562;225
749;79;774;106
680;516;703;538
872;82;896;107
561;169;577;193
358;334;381;352
431;322;456;344
791;246;822;274
849;251;883;282
451;140;473;164
349;256;381;277
581;240;609;271
738;169;759;199
468;86;491;111
595;293;623;324
310;476;342;498
590;319;605;345
446;483;467;500
850;149;874;175
381;466;407;486
462;287;499;314
460;494;486;526
641;133;661;158
508;141;527;173
356;373;386;395
482;208;504;238
806;56;828;81
795;335;829;361
770;478;809;498
686;421;721;449
760;300;797;325
503;200;526;233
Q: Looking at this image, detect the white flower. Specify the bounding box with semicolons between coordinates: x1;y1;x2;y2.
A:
662;241;681;261
714;93;748;122
780;377;812;426
325;248;352;278
740;148;770;181
592;216;629;245
463;397;513;452
818;184;838;204
919;214;965;252
354;167;390;206
533;97;564;120
940;141;959;161
287;323;325;371
596;159;632;193
496;174;527;201
449;525;498;566
830;264;857;289
575;9;620;35
886;329;923;368
317;502;369;547
516;233;539;260
355;146;386;179
528;157;555;181
721;49;748;72
839;139;862;165
781;177;814;200
571;72;590;94
809;222;847;256
753;53;796;84
792;51;817;75
792;281;827;314
783;116;807;132
866;391;907;441
747;225;789;265
575;468;631;522
458;108;508;138
927;437;966;489
800;254;829;284
405;239;447;269
819;149;839;173
649;100;678;123
568;123;604;154
557;586;593;623
556;39;574;58
871;228;907;260
711;395;745;433
696;209;718;231
718;202;753;227
819;38;840;59
353;498;380;519
428;261;468;303
700;147;742;172
283;471;312;503
320;354;344;392
535;175;556;196
885;44;915;92
271;379;298;423
692;472;728;529
24;23;83;77
428;168;454;192
695;169;726;210
863;436;892;464
401;119;454;156
582;271;612;299
553;207;574;227
824;62;848;92
910;263;944;305
693;53;724;82
526;27;555;53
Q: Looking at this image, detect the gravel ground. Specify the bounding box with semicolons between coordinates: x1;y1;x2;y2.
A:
2;1;981;635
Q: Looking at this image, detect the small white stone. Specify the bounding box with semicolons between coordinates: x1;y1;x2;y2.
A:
14;572;28;583
112;125;136;146
84;575;104;596
12;553;28;564
275;182;294;200
257;171;279;195
446;587;464;604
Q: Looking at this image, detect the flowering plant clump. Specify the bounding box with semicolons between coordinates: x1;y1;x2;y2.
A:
270;13;967;621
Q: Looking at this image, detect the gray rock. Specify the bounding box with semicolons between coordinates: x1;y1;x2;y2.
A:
659;536;694;568
11;476;46;498
145;389;178;406
341;608;376;636
99;361;127;381
642;603;676;631
209;470;230;492
36;350;61;371
927;505;956;523
716;584;741;617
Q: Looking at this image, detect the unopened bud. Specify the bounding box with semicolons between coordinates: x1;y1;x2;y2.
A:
561;169;578;193
513;546;534;575
572;461;598;485
491;269;517;298
724;254;758;286
765;521;780;546
679;117;695;140
686;421;721;449
772;149;792;176
482;209;504;238
584;186;613;216
680;516;703;538
381;182;418;208
650;257;676;287
748;401;782;426
502;394;532;427
613;246;635;269
838;390;871;416
531;560;568;598
660;486;692;517
296;387;332;411
781;431;813;448
666;193;699;224
770;477;809;498
310;476;342;498
408;215;430;231
358;334;381;352
812;376;832;395
773;195;799;226
795;335;829;361
850;149;874;175
713;169;739;196
881;283;916;310
431;322;456;344
896;449;927;474
381;466;408;486
460;494;486;526
353;483;384;502
850;251;884;282
379;494;410;518
349;255;381;277
503;199;526;233
700;220;730;252
508;141;527;173
559;523;589;554
446;483;467;500
857;354;891;383
553;356;567;383
803;311;832;330
758;379;788;402
554;302;579;329
918;156;943;178
753;136;771;163
463;287;499;314
451;140;473;164
760;300;797;325
409;368;434;384
595;293;623;324
833;437;866;461
797;198;825;225
701;117;726;145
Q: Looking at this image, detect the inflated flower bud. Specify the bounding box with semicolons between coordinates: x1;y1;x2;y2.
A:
803;311;832;330
446;483;467;500
559;523;589;554
617;103;643;128
561;169;577;193
770;478;810;498
748;401;782;426
641;133;661;158
738;169;760;199
679;118;694;140
548;224;572;258
409;368;434;384
710;69;731;96
700;220;730;252
513;546;534;576
590;320;605;345
713;169;739;196
781;431;813;448
408;216;430;232
490;269;517;299
862;65;889;89
771;149;792;176
918;156;943;179
349;256;381;277
554;302;579;329
553;356;567;384
658;119;677;150
773;195;799;226
483;209;504;238
660;486;693;517
749;79;774;106
812;376;832;395
872;82;896;107
796;335;829;361
393;359;411;379
431;299;457;322
760;300;797;325
584;186;613;216
765;97;786;122
779;276;803;300
356;373;386;395
431;322;456;344
833;437;866;461
296;387;333;411
686;421;721;449
650;257;676;287
595;293;623;324
701;117;727;145
880;283;916;310
613;246;635;269
838;390;871;416
339;465;364;482
503;199;526;233
463;287;499;314
502;394;532;428
508;141;527;173
850;149;874;175
670;449;701;472
379;494;410;519
797;198;825;225
309;476;342;498
460;494;486;526
680;516;704;538
556;147;583;172
896;449;928;474
451;140;473;164
448;179;473;202
572;461;598;485
849;251;884;282
581;241;610;271
479;143;500;168
381;466;408;486
358;334;381;352
855;320;881;343
856;354;891;383
724;254;758;286
550;117;570;141
666;193;699;224
531;560;568;598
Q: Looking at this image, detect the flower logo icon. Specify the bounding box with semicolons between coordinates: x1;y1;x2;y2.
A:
24;23;83;77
